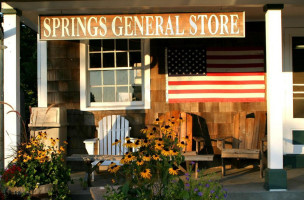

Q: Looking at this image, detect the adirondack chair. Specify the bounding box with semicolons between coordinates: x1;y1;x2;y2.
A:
83;115;132;181
158;111;213;178
217;111;267;178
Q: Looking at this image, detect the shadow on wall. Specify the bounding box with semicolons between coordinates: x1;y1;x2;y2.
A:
67;109;95;155
191;113;214;155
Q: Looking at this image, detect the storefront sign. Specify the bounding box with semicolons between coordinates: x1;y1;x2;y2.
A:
39;12;245;40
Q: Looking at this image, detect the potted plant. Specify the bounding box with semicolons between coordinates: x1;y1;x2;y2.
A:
0;131;72;199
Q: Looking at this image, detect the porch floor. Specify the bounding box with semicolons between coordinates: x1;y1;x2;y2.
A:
69;166;304;200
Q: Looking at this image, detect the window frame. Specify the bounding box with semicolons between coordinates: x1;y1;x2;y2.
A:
80;39;150;111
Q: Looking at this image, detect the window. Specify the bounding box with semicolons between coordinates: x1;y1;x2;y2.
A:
80;39;150;110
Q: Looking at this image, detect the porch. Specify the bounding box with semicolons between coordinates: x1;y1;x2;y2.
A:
69;166;304;200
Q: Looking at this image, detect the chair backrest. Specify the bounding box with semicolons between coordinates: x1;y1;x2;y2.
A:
159;111;193;152
232;111;266;150
97;115;130;155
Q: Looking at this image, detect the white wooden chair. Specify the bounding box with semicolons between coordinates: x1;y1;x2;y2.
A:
83;115;132;181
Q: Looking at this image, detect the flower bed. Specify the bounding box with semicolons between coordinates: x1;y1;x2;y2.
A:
0;131;72;199
104;117;227;200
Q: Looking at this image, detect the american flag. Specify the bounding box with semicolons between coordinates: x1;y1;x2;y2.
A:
166;47;265;103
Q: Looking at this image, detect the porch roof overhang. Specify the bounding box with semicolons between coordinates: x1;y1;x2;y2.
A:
2;0;304;31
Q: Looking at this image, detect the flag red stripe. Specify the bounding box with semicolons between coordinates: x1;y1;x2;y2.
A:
168;89;265;94
207;63;265;68
168;80;265;85
168;98;265;103
168;72;265;77
207;55;264;59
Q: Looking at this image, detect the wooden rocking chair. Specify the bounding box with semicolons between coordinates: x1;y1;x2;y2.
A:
217;111;267;178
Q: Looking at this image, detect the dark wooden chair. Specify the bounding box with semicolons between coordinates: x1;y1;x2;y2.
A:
217;111;267;178
158;111;213;178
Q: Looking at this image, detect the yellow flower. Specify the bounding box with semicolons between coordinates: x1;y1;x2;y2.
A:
31;149;35;153
140;169;152;179
133;140;141;148
112;179;116;183
125;137;131;141
26;144;31;149
177;141;186;149
142;154;151;162
142;139;149;147
161;125;172;134
170;149;179;156
108;165;120;173
120;158;125;164
140;127;148;134
168;166;180;175
136;160;144;166
56;138;59;142
123;140;134;148
64;141;68;145
124;154;136;163
60;146;65;152
147;132;155;140
112;139;121;146
109;162;116;168
155;138;164;144
155;143;164;151
161;148;171;156
182;136;191;143
152;155;161;161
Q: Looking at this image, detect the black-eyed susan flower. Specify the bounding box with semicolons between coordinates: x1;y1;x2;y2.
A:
112;179;116;183
60;146;65;152
177;141;186;149
64;141;68;145
168;166;180;175
112;139;121;146
125;136;131;141
161;148;171;156
123;140;134;148
142;139;149;147
152;127;157;132
147;132;155;140
140;168;152;179
155;138;164;144
170;149;179;156
182;136;191;143
153;118;160;125
142;154;151;162
108;165;120;173
123;154;136;163
152;154;161;161
155;143;164;151
140;126;148;134
133;140;141;148
136;160;144;166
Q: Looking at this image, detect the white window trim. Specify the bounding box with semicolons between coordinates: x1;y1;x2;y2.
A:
80;39;150;111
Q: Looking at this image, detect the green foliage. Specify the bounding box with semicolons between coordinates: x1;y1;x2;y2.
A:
0;132;72;199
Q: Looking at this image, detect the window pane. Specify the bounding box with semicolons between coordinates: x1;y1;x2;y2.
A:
131;86;142;101
117;53;128;67
292;37;304;118
130;52;141;67
103;40;114;51
90;87;102;102
117;70;128;85
89;53;101;68
117;87;129;102
89;71;102;86
130;69;142;85
103;53;114;68
103;70;115;85
103;87;115;102
129;39;141;50
89;40;101;51
116;40;128;50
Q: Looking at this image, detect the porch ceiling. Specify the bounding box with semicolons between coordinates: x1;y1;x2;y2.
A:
3;0;304;31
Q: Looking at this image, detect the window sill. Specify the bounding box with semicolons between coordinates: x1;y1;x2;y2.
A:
80;104;150;111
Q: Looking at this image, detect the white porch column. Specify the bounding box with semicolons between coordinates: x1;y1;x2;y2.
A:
37;34;48;107
2;3;21;167
264;4;287;190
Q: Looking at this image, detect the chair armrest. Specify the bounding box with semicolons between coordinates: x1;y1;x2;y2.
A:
260;137;267;152
214;136;232;150
193;137;205;154
83;138;99;144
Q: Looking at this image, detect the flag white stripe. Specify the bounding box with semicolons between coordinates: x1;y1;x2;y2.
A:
168;75;264;81
168;84;266;90
207;50;264;56
168;93;265;99
207;67;265;72
207;59;264;64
